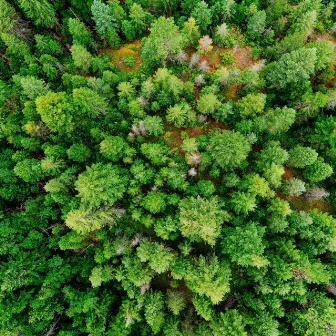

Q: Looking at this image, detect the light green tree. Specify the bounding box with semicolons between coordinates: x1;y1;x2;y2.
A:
266;48;317;88
209;131;251;170
141;17;184;66
185;255;231;304
179;196;228;245
75;163;129;209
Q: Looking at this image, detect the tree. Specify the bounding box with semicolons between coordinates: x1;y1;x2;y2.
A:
303;188;329;201
144;292;165;334
70;45;92;73
91;0;117;39
141;191;166;214
72;87;108;118
18;76;49;100
75;163;129;209
143;116;164;136
185;255;231;304
35;34;62;55
129;3;148;34
209;131;251;170
283;178;306;196
266;48;317;88
289;10;317;35
181;17;201;47
198;35;213;54
141;17;184;66
117;82;135;99
288;146;318;168
67;144;90;162
167;290;186;315
191;1;212;34
68;18;94;47
254;106;296;134
197;93;221;115
211;0;236;25
230;191;257;215
14;158;43;182
122;20;136;41
167;103;195;127
17;0;56;27
236;93;266;118
308;40;335;71
304;160;333;182
65;206;121;233
179;196;228;245
210;310;247;336
246;10;266;41
137;239;176;273
240;173;274;198
100;136;127;162
35;91;74;134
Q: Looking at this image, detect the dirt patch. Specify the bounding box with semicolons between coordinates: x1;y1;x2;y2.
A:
276;192;335;214
164;119;229;150
283;167;294;180
206;46;255;70
289;196;335;214
232;47;254;69
223;84;240;101
311;31;336;44
100;40;143;73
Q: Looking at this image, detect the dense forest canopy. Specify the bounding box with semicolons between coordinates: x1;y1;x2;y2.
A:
1;0;336;335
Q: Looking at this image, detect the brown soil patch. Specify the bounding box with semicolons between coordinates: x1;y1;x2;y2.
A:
206;46;255;70
289;196;335;214
100;40;142;73
164;119;229;150
184;44;256;72
276;192;335;214
223;84;240;101
311;31;336;44
283;167;294;179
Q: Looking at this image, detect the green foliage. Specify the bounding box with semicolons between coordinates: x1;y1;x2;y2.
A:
247;10;266;41
17;0;56;27
67;144;90;162
185;255;231;304
75;163;128;209
100;136;127;162
223;222;269;268
141;191;167;214
123;54;135;67
167;103;195;127
197;93;221;115
137;239;176;273
191;1;212;34
304;159;333;182
283;178;306;196
236;93;266;118
267;48;317;88
141;17;184;65
210;310;247;336
68;18;94;47
70;45;92;72
209;131;251;170
179;196;228;245
1;1;336;334
288;145;318;168
220;51;234;65
66;206;120;233
36;91;74;134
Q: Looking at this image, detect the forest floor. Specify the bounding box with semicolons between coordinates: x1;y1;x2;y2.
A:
100;40;143;73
